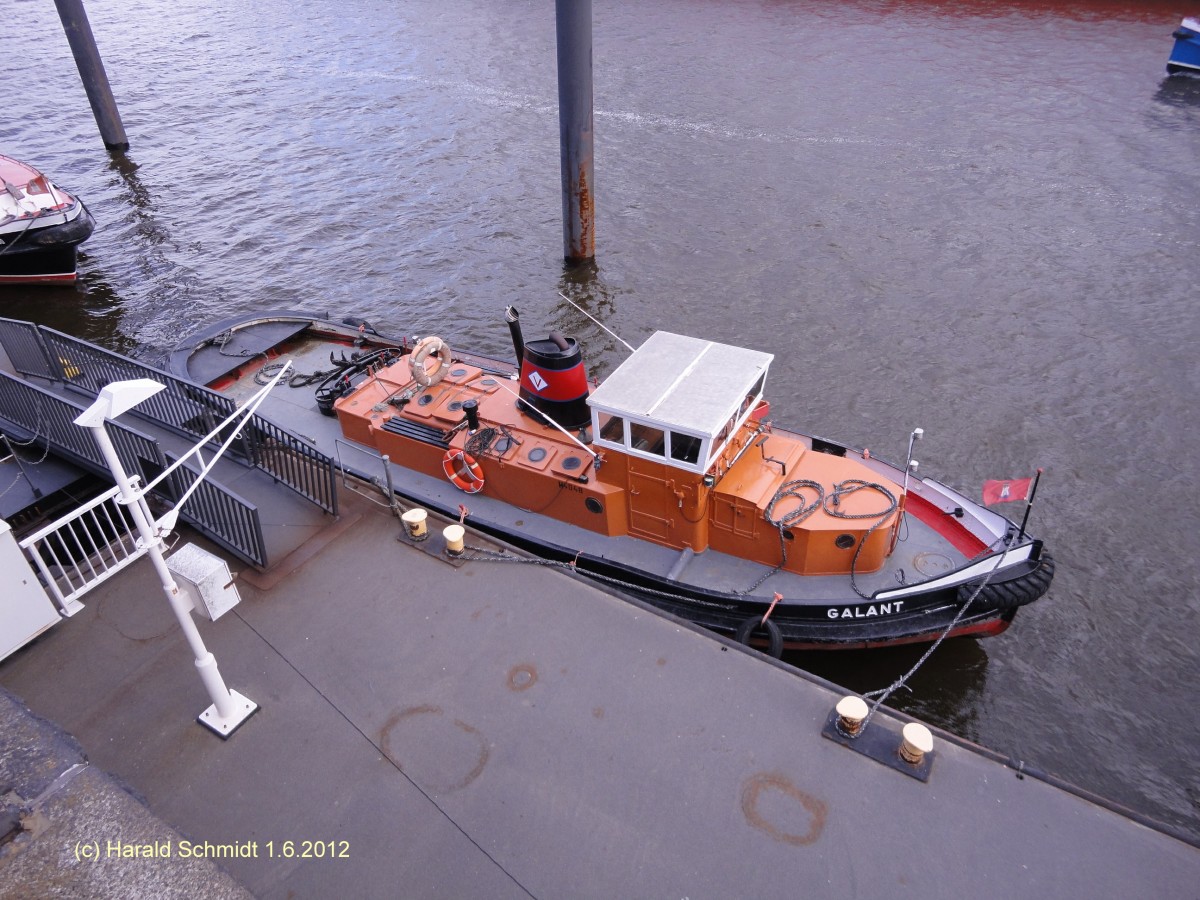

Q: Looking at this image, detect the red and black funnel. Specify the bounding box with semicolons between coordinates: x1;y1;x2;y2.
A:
507;307;590;430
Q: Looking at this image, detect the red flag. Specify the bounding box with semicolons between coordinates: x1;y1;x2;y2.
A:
982;477;1033;505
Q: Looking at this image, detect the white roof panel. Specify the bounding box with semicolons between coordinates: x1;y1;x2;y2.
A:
588;332;773;437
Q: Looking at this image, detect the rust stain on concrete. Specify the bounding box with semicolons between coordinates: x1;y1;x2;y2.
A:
741;771;827;846
379;705;489;792
507;663;538;692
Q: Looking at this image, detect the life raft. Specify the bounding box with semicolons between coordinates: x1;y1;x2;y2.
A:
410;335;451;387
442;449;485;494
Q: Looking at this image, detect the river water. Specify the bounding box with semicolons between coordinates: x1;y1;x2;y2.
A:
4;0;1198;841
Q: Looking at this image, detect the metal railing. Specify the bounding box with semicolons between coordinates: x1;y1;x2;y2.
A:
0;372;268;569
32;325;338;516
161;453;268;568
334;438;402;516
0;318;57;379
18;485;141;615
0;372;166;487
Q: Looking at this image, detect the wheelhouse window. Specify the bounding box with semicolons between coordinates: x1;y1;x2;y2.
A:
628;422;666;456
598;412;625;444
670;431;702;465
741;373;765;416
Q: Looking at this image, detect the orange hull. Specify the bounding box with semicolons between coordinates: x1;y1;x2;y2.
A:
335;356;908;577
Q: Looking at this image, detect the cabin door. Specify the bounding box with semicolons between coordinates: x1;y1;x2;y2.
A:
627;461;672;542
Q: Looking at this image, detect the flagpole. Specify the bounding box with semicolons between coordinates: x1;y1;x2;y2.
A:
1017;468;1043;541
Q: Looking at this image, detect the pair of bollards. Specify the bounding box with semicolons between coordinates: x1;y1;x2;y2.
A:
401;507;465;556
835;695;934;766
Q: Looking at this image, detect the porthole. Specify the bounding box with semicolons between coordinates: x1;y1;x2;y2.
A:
528;447;547;462
448;401;463;412
585;498;604;514
417;394;434;406
835;534;856;550
450;367;468;377
494;437;514;454
561;456;582;471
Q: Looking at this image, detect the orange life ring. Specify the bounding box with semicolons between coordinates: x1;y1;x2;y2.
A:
409;335;451;387
442;449;485;494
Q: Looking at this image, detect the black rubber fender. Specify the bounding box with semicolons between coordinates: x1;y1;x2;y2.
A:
957;551;1055;612
735;616;784;659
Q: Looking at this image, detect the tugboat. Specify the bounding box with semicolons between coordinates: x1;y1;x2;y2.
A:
0;155;95;285
1168;18;1200;75
172;309;1054;654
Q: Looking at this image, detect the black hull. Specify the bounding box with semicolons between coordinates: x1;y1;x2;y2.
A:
364;459;1054;654
0;208;95;284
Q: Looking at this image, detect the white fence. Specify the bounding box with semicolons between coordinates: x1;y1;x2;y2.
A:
18;485;146;615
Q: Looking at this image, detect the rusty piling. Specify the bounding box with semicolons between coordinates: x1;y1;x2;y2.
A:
54;0;129;153
555;0;594;263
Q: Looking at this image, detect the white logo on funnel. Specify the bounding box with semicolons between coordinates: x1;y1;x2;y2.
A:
529;370;548;392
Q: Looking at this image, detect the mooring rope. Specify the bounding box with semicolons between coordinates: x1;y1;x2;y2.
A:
852;550;1007;736
0;208;43;258
742;478;822;593
824;479;899;598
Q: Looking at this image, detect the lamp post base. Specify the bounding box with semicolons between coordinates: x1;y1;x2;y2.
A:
197;690;259;739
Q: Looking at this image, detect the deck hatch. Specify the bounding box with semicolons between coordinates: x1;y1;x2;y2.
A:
381;416;450;448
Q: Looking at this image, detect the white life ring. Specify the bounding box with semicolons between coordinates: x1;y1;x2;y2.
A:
409;336;451;387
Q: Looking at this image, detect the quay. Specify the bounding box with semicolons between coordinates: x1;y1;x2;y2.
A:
1;329;1198;897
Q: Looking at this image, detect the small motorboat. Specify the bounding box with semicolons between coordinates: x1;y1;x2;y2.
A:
1167;18;1200;75
171;309;1054;654
0;155;95;285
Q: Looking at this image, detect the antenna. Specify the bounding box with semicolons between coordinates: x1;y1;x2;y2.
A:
557;291;636;353
492;379;598;460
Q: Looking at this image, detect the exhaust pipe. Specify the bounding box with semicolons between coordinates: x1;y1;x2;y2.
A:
505;306;524;367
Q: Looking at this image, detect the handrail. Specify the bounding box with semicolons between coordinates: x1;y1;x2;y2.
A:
18;484;144;615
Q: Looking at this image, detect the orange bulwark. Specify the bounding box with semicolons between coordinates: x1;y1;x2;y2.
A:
335;331;902;576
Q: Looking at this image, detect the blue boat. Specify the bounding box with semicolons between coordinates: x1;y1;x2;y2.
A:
1168;18;1200;74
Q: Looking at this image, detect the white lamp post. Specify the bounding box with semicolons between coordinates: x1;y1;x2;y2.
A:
74;379;258;738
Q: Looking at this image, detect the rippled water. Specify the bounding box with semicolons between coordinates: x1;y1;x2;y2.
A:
4;0;1199;839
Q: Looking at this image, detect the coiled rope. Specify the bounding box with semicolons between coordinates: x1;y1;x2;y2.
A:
254;360;337;387
747;478;897;596
465;424;520;460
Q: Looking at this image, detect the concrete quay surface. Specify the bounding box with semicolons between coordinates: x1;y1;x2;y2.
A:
2;488;1197;898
